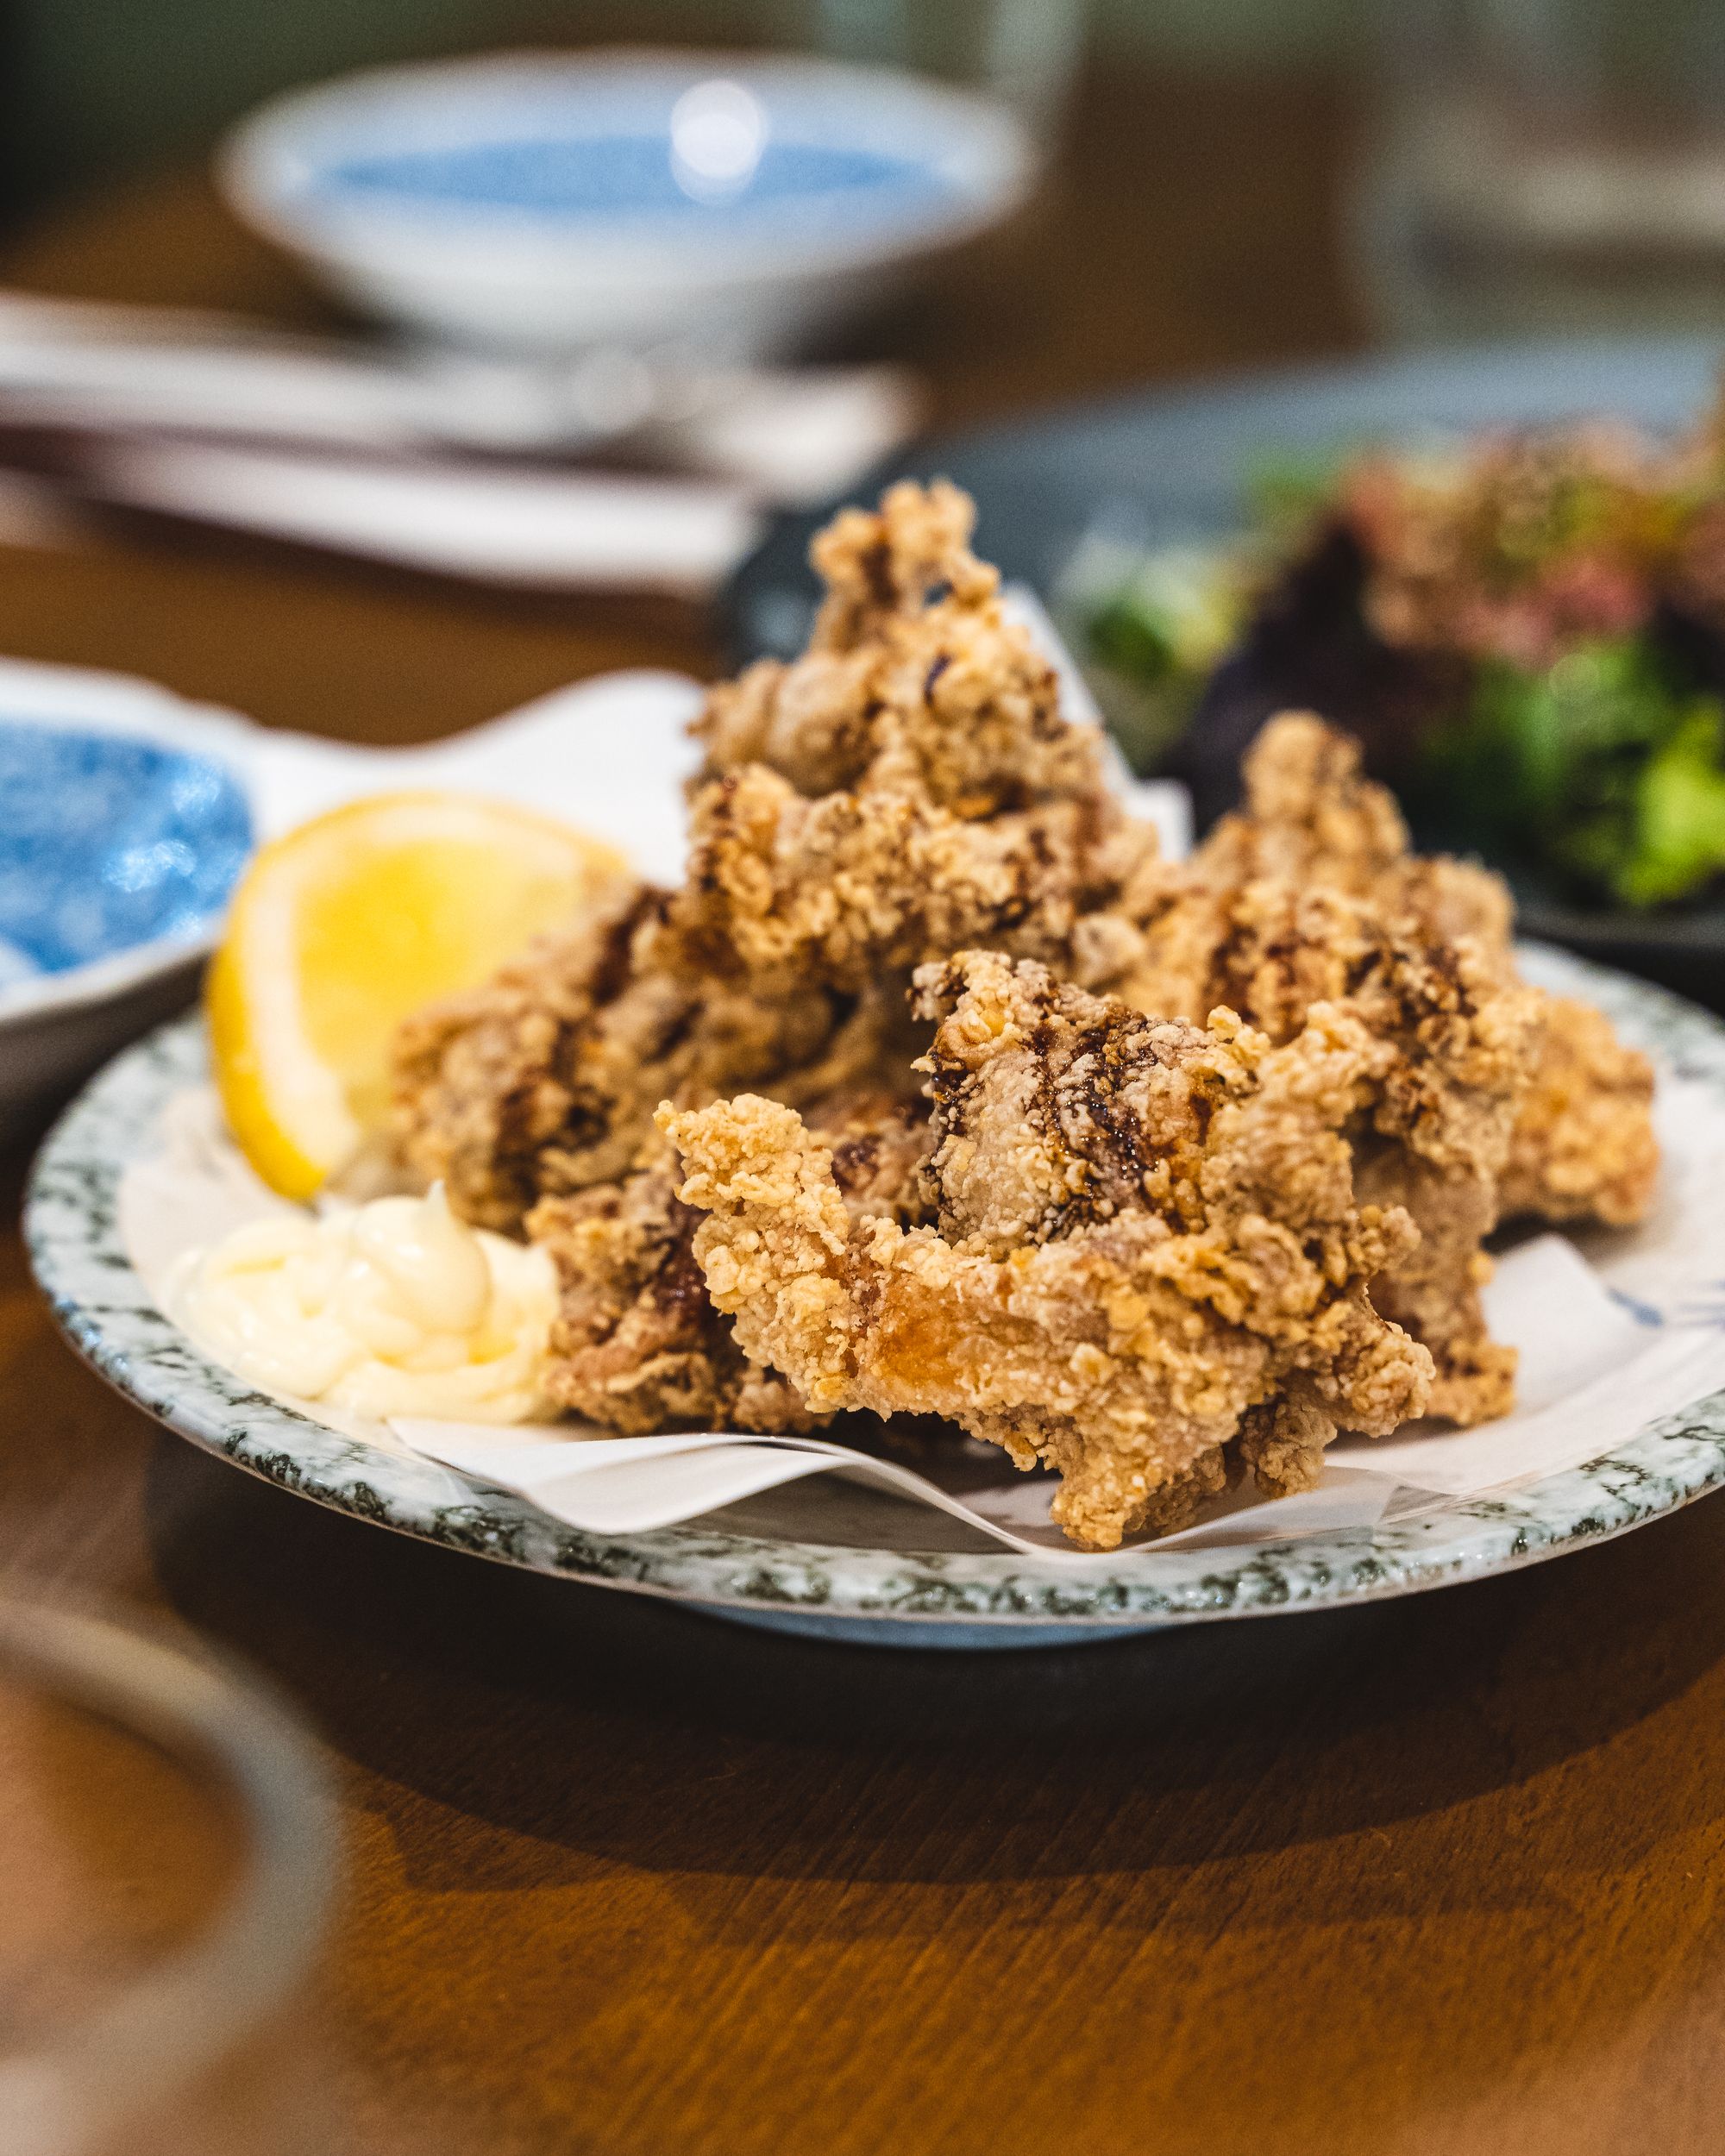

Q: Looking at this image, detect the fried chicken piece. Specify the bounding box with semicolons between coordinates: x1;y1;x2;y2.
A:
392;480;1171;1429
1117;713;1657;1414
394;479;1164;1239
676;480;1163;998
663;954;1436;1551
696;478;1102;812
393;885;919;1234
525;1158;816;1434
1173;710;1515;958
530;1094;933;1432
391;876;932;1431
1499;991;1659;1225
675;760;1157;998
1121;856;1539;1421
391;481;1653;1459
1190;724;1656;1233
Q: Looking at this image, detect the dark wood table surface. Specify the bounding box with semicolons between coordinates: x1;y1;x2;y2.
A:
6;64;1725;2156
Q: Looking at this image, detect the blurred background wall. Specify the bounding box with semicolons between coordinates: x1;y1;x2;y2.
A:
2;0;1363;220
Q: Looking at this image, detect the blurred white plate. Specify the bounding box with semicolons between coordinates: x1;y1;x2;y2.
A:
218;47;1033;360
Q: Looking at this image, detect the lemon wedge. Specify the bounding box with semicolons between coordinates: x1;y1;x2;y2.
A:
208;792;626;1199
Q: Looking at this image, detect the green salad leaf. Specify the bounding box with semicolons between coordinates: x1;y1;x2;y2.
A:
1613;709;1725;906
1243;449;1346;538
1080;545;1246;768
1426;636;1725;907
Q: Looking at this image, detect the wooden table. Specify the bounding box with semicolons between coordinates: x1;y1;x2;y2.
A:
6;65;1725;2156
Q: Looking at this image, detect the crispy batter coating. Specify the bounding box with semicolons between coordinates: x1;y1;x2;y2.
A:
696;478;1105;812
663;955;1436;1551
391;479;1164;1428
393;887;919;1233
1180;709;1515;950
677;761;1156;997
1499;992;1659;1226
1118;713;1654;1414
390;484;1657;1473
527;1095;932;1433
679;479;1162;997
524;1157;816;1434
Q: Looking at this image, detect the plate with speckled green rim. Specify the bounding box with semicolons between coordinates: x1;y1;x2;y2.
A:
26;942;1725;1651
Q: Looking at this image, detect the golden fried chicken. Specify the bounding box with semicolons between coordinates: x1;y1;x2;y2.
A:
524;1156;816;1435
392;480;1168;1429
663;953;1437;1551
1114;713;1655;1413
676;479;1162;998
678;759;1156;998
527;1093;932;1433
1168;715;1656;1219
390;480;1656;1471
395;481;1162;1238
393;886;919;1233
696;478;1105;813
1498;991;1660;1226
1173;709;1515;952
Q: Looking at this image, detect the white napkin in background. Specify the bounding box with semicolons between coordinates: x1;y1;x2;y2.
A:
87;441;765;600
0;289;924;481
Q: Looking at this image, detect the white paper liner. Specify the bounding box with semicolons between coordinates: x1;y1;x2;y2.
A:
122;1065;1725;1561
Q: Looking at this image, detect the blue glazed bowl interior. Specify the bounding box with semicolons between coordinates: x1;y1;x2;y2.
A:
280;65;994;248
0;721;252;991
316;132;954;232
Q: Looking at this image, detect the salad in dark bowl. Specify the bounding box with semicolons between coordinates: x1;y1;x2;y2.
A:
1074;400;1725;913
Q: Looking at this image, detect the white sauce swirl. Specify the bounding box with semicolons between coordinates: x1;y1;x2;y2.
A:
172;1184;557;1423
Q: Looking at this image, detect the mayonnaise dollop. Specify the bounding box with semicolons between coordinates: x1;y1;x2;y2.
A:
172;1184;558;1423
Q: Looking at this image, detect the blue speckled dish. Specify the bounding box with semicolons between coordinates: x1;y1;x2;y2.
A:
0;660;258;1141
0;719;249;993
26;944;1725;1650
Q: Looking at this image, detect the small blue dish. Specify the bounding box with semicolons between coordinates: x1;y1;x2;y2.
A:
0;722;250;993
0;661;260;1138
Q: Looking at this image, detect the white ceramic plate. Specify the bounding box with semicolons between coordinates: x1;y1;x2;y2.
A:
27;945;1725;1650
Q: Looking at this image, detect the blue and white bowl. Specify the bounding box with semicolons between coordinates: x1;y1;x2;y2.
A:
0;661;256;1138
217;48;1034;360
